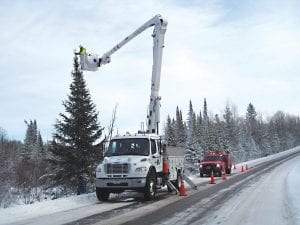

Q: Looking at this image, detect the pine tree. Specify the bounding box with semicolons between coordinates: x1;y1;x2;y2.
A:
195;111;203;145
245;103;261;158
223;104;238;151
203;98;209;126
175;106;185;146
186;100;194;147
50;55;103;192
15;120;46;203
202;98;210;150
22;120;38;160
246;103;257;137
165;115;176;146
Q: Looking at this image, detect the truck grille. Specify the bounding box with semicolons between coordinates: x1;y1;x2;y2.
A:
205;165;212;170
105;163;129;174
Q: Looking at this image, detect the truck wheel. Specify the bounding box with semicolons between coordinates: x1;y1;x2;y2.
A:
176;171;182;189
172;170;182;190
144;170;156;201
200;172;203;177
226;168;232;175
168;172;181;192
218;170;222;177
96;188;110;201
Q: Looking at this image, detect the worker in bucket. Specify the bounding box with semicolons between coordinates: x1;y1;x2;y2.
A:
75;45;86;55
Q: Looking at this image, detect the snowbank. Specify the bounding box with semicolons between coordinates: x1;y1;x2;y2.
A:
0;193;98;224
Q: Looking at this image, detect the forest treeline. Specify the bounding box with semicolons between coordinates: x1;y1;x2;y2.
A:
164;99;300;172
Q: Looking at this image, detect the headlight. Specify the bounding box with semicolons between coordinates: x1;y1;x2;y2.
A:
216;164;220;168
135;167;148;173
199;165;203;168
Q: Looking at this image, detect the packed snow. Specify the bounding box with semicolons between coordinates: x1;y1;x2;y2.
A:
0;146;299;225
287;157;300;224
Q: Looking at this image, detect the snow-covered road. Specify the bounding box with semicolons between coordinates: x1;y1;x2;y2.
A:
193;154;300;225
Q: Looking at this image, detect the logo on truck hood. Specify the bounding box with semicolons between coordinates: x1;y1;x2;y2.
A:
105;155;149;164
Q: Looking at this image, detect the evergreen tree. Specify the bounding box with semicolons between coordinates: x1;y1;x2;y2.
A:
245;103;261;158
195;111;203;145
185;101;198;172
15;120;46;204
186;100;194;147
246;103;257;137
36;131;44;159
22;120;38;159
164;115;176;146
202;98;210;150
203;98;209;126
175;106;185;145
212;114;226;150
50;55;103;192
223;104;239;151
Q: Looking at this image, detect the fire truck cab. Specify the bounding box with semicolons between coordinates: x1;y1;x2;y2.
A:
199;150;232;177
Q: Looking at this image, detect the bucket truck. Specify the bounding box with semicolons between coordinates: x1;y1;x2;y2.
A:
77;14;185;201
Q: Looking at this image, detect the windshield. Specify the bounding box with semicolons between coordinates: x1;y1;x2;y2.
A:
203;155;222;161
105;138;149;157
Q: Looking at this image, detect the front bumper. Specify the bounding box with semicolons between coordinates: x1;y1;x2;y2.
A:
96;177;146;189
200;165;221;176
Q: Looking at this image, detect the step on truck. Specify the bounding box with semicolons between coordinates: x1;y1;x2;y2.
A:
95;133;184;201
199;150;232;177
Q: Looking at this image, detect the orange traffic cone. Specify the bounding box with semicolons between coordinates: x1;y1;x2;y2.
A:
234;165;237;170
179;175;187;196
222;171;227;180
241;165;244;173
246;164;249;171
209;170;216;184
162;144;169;174
163;158;169;174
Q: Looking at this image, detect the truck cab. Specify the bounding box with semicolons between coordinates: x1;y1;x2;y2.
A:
199;150;232;177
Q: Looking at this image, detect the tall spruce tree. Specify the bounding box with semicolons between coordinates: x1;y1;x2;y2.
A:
175;106;185;145
22;120;38;159
165;115;176;146
50;55;103;191
186;100;194;147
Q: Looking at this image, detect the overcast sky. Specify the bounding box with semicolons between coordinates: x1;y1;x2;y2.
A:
1;0;300;141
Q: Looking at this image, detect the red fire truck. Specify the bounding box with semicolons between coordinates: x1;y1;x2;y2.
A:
199;150;232;177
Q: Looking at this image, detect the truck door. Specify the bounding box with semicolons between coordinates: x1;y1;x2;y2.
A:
150;139;162;172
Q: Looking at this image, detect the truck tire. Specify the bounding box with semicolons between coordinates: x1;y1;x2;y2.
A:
226;168;231;175
144;170;156;201
217;169;222;177
200;172;203;177
172;170;182;190
176;171;182;189
96;188;110;201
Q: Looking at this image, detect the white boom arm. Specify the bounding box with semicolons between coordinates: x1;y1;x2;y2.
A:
78;14;167;134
